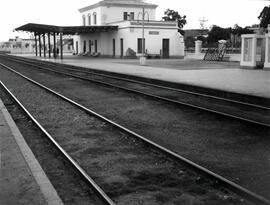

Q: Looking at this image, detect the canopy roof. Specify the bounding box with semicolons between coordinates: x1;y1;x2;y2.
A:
15;23;118;35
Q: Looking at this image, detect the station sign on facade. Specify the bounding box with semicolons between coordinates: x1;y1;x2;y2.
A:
149;31;159;35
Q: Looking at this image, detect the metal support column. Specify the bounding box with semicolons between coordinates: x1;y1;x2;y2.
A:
53;33;56;58
34;33;38;56
43;34;46;57
60;32;63;59
48;33;51;58
38;34;42;57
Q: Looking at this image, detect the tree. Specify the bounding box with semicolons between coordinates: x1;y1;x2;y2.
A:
185;36;196;48
258;5;270;28
231;24;253;36
207;25;230;43
162;9;187;35
196;35;207;46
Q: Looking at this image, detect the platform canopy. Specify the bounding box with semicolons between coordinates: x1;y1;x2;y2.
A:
15;23;118;35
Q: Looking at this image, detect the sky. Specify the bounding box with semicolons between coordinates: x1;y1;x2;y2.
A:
0;0;269;42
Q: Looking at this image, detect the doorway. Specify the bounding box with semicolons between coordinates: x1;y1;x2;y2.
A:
76;41;78;54
83;40;86;53
162;39;170;58
120;38;123;58
89;40;92;53
94;40;97;53
112;39;115;57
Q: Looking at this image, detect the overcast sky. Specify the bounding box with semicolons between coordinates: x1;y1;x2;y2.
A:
0;0;268;41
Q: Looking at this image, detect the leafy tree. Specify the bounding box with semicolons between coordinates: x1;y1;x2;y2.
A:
231;24;253;36
162;9;187;35
207;25;230;43
196;35;207;46
185;36;196;48
258;5;270;28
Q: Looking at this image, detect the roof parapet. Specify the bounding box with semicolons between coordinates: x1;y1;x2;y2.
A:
78;0;158;13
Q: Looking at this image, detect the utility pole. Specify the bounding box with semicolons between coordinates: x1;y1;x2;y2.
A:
199;17;208;30
138;7;149;65
142;7;145;64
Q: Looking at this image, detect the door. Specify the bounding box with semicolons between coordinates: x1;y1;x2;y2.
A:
120;38;123;58
95;40;97;53
76;41;78;54
112;39;115;57
162;39;170;58
83;40;86;53
89;40;91;53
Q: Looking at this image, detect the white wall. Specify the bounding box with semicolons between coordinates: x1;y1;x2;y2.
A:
73;26;184;58
81;7;102;26
102;6;156;24
120;27;184;57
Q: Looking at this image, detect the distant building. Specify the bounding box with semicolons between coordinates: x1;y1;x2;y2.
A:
73;0;184;58
0;36;35;54
0;36;73;54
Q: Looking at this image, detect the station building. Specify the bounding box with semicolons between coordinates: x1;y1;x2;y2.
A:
14;0;184;59
73;0;185;58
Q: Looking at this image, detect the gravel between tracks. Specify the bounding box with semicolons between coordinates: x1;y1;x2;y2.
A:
0;64;253;204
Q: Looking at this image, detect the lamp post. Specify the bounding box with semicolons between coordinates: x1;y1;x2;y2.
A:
138;7;149;65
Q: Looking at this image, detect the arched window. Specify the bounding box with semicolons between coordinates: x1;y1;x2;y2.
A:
93;12;97;25
88;14;91;26
82;15;86;26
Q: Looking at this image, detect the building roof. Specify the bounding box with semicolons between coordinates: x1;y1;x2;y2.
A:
79;0;158;13
15;23;118;35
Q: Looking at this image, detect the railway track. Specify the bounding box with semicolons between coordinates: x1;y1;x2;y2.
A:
0;54;269;127
0;60;270;204
0;82;114;205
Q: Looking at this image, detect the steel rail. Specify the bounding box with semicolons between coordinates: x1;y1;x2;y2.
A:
0;80;115;205
1;58;269;128
2;54;269;110
1;62;270;205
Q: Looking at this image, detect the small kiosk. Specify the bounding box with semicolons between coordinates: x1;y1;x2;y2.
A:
240;33;265;69
264;32;270;70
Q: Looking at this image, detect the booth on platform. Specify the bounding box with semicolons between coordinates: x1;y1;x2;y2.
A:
240;34;265;69
240;25;270;70
264;32;270;70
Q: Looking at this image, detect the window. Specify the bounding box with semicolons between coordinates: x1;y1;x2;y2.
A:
137;38;145;54
130;12;134;20
243;38;252;62
93;12;97;25
82;15;86;26
123;12;128;20
88;14;91;26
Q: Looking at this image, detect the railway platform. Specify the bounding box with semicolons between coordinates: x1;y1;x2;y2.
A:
0;98;63;205
20;55;270;99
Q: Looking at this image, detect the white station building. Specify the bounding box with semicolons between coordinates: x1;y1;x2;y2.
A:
73;0;185;58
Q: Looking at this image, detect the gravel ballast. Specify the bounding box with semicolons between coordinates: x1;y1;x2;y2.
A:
0;63;256;204
0;59;269;199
